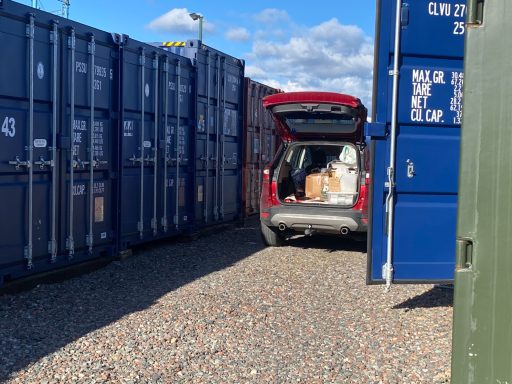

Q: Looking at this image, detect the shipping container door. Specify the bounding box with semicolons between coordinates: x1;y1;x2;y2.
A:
221;57;244;221
192;46;244;226
59;27;117;259
194;51;219;225
120;44;158;247
367;0;465;284
451;1;512;382
160;54;195;231
0;12;56;279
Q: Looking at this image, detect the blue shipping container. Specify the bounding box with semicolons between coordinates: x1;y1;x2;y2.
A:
178;40;245;227
367;0;466;285
0;1;250;286
117;37;196;250
0;0;118;283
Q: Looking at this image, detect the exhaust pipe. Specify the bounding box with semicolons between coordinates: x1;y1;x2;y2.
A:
340;227;350;235
278;223;287;231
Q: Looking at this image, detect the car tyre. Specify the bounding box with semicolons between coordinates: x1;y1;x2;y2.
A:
260;222;284;247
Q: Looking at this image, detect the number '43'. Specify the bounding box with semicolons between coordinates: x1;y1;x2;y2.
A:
1;117;15;137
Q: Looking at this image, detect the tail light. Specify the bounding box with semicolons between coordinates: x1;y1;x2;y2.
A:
353;171;369;217
260;165;280;217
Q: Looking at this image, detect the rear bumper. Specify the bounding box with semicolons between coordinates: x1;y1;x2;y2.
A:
262;206;367;234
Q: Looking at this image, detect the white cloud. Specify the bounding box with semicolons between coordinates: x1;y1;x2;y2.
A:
146;8;214;34
245;18;374;108
245;65;266;78
254;8;290;24
225;27;251;42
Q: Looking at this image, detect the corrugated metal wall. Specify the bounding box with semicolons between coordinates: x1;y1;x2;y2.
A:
0;1;118;282
242;78;281;217
0;1;281;285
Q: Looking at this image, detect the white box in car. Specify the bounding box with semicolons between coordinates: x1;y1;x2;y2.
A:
340;173;358;193
326;192;356;205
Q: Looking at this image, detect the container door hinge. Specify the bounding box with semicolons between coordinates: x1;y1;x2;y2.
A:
382;262;394;282
68;35;76;49
50;30;58;44
24;245;33;269
456;237;473;271
66;237;75;258
26;23;34;39
88;40;96;55
48;240;57;262
86;234;93;247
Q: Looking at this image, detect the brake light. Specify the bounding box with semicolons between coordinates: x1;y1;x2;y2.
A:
263;168;270;181
270;180;279;206
353;172;369;213
260;165;280;214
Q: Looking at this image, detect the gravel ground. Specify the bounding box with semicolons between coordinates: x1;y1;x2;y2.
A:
0;218;453;383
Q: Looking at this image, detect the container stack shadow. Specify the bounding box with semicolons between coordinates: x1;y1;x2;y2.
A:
0;221;265;381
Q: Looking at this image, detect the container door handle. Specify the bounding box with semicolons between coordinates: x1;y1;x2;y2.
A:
9;156;31;170
406;159;415;178
34;156;53;169
468;0;485;25
456;237;473;271
92;157;108;167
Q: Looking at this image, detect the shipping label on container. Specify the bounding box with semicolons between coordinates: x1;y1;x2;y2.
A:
177;126;186;156
168;81;188;104
168;125;186;156
401;1;467;56
227;73;241;94
399;67;464;125
93;181;105;195
72;119;107;160
197;185;204;202
72;181;104;198
74;55;112;107
34;138;47;148
95;196;104;222
223;109;238;136
198;114;206;133
124;121;134;137
93;121;105;158
73;119;87;157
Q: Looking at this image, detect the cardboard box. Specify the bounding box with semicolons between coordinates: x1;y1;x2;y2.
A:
328;172;341;192
305;173;328;198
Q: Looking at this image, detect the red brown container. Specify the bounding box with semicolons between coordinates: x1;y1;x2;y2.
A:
242;79;281;217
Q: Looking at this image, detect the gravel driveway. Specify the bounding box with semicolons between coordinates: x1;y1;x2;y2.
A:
0;218;453;383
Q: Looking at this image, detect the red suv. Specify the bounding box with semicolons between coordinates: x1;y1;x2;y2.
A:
260;92;369;246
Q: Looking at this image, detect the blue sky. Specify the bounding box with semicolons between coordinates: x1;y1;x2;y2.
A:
19;0;376;106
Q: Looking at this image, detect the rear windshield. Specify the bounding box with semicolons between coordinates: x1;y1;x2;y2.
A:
284;144;358;171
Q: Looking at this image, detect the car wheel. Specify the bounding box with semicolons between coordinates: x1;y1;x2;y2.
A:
260;222;284;247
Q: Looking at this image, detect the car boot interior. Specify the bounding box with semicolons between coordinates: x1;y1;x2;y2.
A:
276;143;360;206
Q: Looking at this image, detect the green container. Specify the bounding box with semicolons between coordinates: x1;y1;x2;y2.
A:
452;1;512;383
